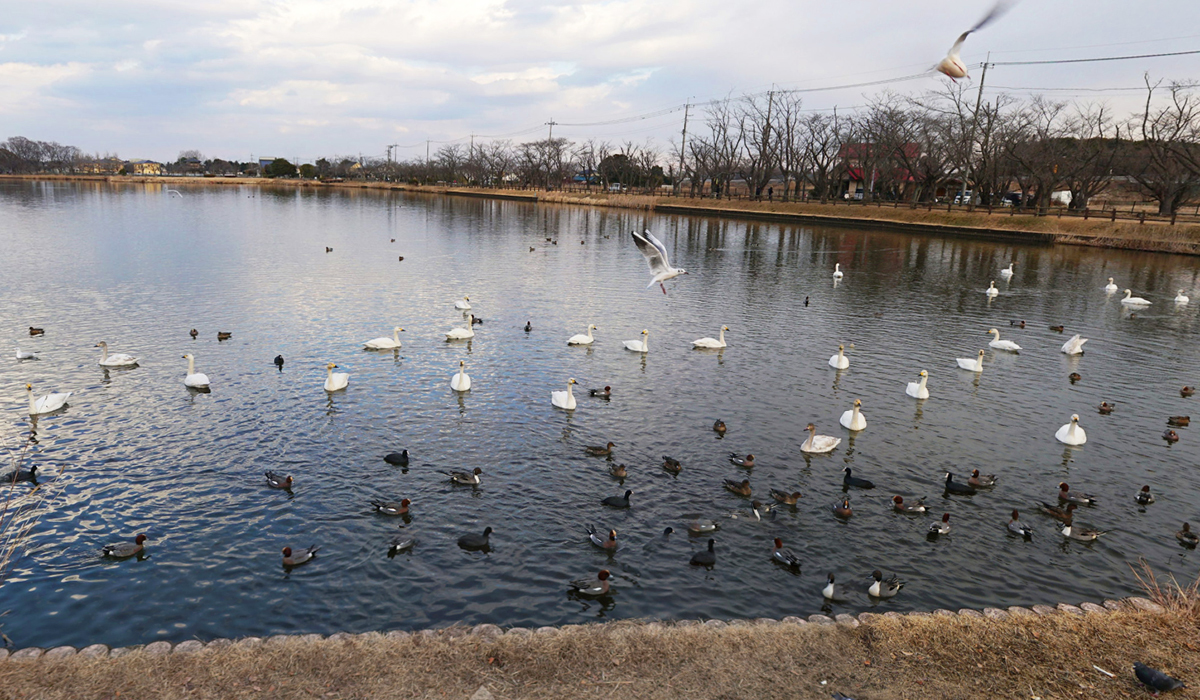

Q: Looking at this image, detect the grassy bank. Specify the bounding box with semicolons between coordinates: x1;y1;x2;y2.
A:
6;175;1200;255
1;599;1195;699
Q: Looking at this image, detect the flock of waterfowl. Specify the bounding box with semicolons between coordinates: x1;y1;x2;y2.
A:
8;233;1199;611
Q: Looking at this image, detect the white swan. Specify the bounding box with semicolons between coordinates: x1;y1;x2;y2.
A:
323;362;349;392
567;324;597;346
450;360;471;392
956;350;985;373
906;370;930;400
623;329;649;353
364;326;404;349
828;344;849;369
95;341;138;367
985;281;999;297
16;347;38;360
551;378;577;410
446;315;476;340
182;354;210;388
1175;290;1190;304
693;326;728;349
1000;263;1014;278
987;328;1021;352
839;399;866;431
833;263;844;280
1060;334;1088;356
454;296;471;310
1055;414;1087;446
1104;277;1118;293
25;383;71;415
1121;289;1151;306
800;422;841;453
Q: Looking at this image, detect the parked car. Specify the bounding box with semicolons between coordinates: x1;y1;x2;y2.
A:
1002;192;1022;207
953;190;974;205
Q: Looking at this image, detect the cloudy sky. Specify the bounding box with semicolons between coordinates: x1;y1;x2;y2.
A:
2;0;1198;163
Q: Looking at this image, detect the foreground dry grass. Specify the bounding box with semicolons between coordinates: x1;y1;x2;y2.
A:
2;607;1196;700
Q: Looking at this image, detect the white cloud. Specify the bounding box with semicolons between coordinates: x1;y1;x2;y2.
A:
0;0;1198;160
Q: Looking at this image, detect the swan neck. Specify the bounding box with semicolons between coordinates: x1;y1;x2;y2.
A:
718;328;724;343
919;375;927;390
566;382;574;399
187;356;196;375
326;366;333;377
393;329;400;342
27;387;35;413
100;345;108;361
587;326;593;340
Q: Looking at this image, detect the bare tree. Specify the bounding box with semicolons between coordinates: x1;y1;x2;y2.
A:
1127;79;1200;215
801;110;848;202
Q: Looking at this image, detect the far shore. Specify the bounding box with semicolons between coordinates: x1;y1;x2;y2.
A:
6;174;1200;256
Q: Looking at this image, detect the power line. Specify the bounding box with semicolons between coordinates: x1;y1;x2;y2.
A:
990;48;1200;66
987;33;1200;55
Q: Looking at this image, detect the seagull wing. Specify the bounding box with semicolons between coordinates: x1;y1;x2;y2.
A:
970;0;1017;33
631;230;670;277
948;30;971;55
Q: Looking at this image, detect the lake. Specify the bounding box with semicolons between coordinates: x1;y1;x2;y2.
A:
1;179;1197;649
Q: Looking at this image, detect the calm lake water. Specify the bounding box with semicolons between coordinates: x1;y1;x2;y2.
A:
1;180;1198;649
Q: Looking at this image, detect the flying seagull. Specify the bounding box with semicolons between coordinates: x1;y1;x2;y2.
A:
936;0;1016;80
631;229;687;294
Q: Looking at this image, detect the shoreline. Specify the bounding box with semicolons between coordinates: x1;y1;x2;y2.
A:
1;596;1192;699
6;174;1200;256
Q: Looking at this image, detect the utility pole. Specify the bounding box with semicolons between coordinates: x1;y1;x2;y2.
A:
961;52;990;204
544;119;557;190
425;140;430;167
677;99;691;194
762;89;775;199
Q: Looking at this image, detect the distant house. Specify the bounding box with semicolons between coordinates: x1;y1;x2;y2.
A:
258;158;275;172
81;157;123;175
126;159;163;176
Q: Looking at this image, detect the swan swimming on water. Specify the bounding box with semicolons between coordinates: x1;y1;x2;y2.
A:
1121;289;1151;306
956;350;985;372
1060;334;1087;355
985;281;999;297
906;370;930;399
839;399;866;431
987;329;1021;352
323;362;349;392
551;378;577;410
15;348;38;360
623;329;649;353
693;326;728;349
1175;290;1190;304
25;383;71;415
828;344;849;369
95;341;139;367
182;354;209;389
833;263;844;280
454;296;471;310
364;327;404;349
800;422;841;453
567;324;597;346
446;316;476;340
1000;262;1014;278
1104;278;1118;293
1055;414;1087;446
450;360;471;392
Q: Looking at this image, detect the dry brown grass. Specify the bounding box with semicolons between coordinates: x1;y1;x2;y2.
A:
2;607;1197;700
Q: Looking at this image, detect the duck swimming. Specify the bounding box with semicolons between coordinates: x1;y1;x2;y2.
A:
446;467;483;485
892;495;926;513
1039;502;1077;522
661;456;682;474
729;453;755;468
1183;386;1196;397
712;419;726;434
944;472;976;495
822;573;850;601
1058;482;1096;506
723;479;752;497
601;490;632;508
869;570;904;598
569;570;611;597
968;469;996;488
1007;510;1033;539
264;471;293;490
833;498;853;519
1136;486;1155;505
608;463;628;479
770;489;802;505
1061;518;1105;542
585;442;615;457
102;533;148;559
772;538;801;569
690;539;716;566
589;386;612;398
1178;522;1199;547
928;513;952;536
370;499;410;516
842;467;874;489
1098;401;1114;415
1167;415;1190;427
1164;429;1180;443
586;525;618;551
282;545;318;567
